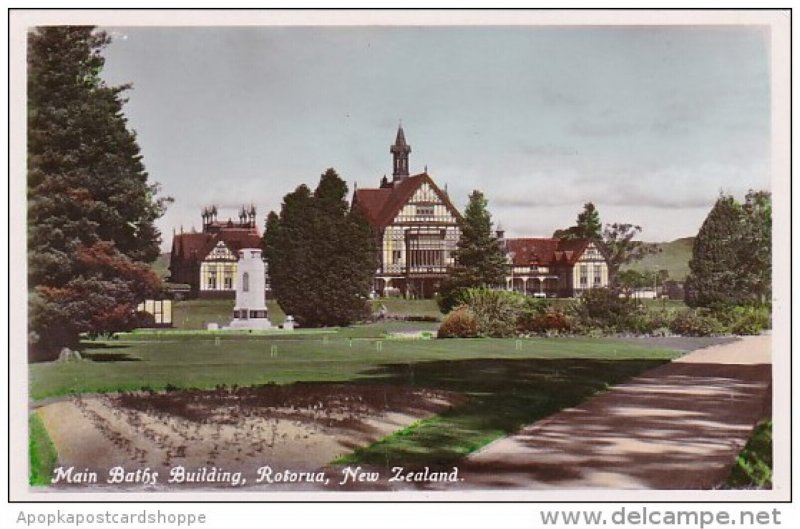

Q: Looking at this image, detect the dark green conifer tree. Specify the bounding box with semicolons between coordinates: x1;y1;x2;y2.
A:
438;190;507;312
685;195;745;307
263;169;376;326
553;202;602;240
27;26;169;359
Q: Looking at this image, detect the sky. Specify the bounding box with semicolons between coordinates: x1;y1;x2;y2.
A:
98;25;772;250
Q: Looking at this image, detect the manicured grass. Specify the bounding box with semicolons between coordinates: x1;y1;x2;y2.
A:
172;297;443;331
29;324;678;401
371;298;443;319
29;412;57;486
172;299;286;329
726;419;772;488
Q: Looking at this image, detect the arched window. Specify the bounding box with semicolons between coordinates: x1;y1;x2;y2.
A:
243;272;249;292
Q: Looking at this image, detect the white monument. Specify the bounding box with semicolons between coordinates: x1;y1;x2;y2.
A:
228;248;272;330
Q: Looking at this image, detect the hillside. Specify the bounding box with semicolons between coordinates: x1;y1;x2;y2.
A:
624;237;694;281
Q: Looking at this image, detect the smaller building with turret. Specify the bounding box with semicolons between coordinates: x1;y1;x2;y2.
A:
168;205;265;298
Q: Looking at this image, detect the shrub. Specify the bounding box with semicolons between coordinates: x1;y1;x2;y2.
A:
668;309;725;336
436;281;470;314
132;310;156;329
626;310;673;335
518;307;572;335
727;306;771;335
570;288;640;333
456;288;527;337
437;306;480;338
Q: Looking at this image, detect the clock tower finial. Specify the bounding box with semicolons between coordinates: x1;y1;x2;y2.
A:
390;123;411;181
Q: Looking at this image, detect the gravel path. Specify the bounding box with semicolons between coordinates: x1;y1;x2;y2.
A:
454;335;772;490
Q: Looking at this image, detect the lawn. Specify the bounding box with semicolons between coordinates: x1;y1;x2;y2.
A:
30;324;678;402
29;323;682;473
370;298;443;319
172;299;287;329
171;297;444;330
29;411;57;486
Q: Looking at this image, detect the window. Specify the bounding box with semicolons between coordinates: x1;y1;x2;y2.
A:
207;271;217;290
392;250;402;264
242;272;249;292
580;265;588;286
416;205;434;217
593;265;602;285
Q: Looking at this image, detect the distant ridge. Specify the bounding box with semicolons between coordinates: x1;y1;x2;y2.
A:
624;237;694;281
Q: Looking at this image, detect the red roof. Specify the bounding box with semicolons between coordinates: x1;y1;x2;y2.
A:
170;227;262;266
352;173;461;229
505;238;593;267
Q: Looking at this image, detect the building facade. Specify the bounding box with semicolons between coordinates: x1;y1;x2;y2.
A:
503;237;609;297
168;206;265;298
352;126;462;298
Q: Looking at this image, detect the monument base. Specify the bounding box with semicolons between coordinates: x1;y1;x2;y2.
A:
227;317;273;330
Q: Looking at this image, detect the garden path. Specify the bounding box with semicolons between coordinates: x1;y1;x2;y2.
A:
455;335;772;490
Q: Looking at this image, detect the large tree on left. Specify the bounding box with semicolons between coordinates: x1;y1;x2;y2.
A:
28;27;169;360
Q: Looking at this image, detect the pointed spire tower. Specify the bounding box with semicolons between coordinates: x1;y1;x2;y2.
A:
390;123;411;182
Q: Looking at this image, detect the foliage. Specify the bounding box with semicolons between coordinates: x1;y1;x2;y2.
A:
518;306;573;335
624;310;674;336
27;26;169;359
686;192;771;308
726;419;772;489
685;195;745;308
436;286;469;317
569;287;642;333
263;168;376;327
437;307;480;338
553;202;602;240
438;191;507;313
455;288;528;337
600;223;660;290
738;191;772;305
715;305;771;336
29;412;58;486
668;309;725;337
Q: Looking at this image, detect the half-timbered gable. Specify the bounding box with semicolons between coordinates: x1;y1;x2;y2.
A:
168;206;264;298
503;237;609;297
352;126;462;298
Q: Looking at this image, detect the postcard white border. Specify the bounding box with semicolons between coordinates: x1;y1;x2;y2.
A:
7;8;791;503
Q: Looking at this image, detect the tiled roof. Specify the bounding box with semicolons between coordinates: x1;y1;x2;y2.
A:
170;228;262;266
505;238;593;266
352;172;461;229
